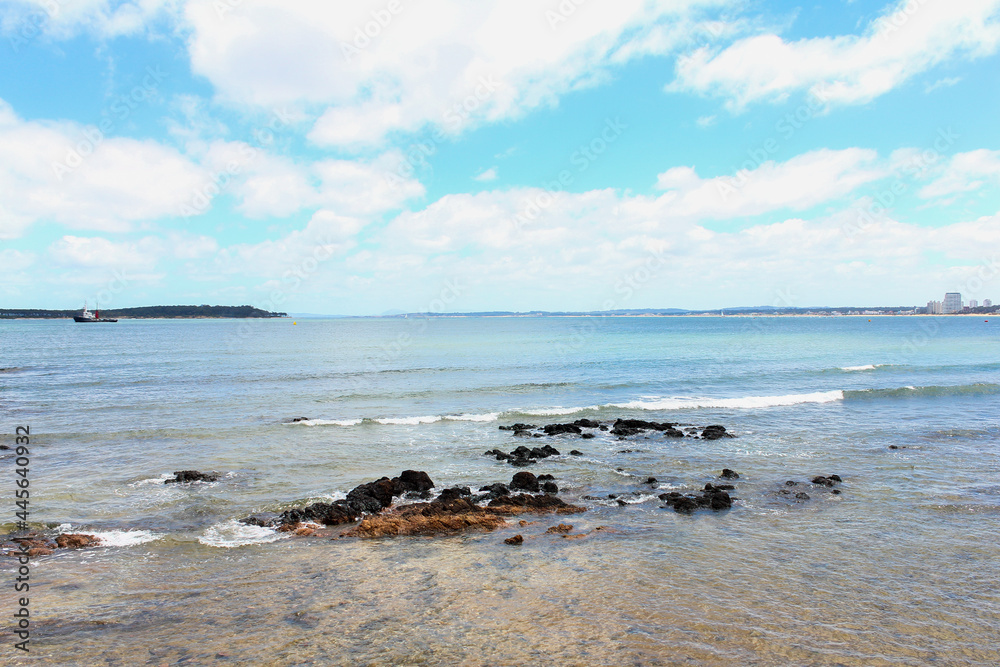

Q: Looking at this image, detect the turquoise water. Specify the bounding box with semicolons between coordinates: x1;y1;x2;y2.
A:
2;316;999;665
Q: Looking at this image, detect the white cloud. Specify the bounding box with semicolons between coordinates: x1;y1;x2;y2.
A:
0;99;208;238
919;149;1000;199
474;167;498;182
670;0;1000;109
180;0;736;147
49;235;163;271
654;148;888;219
695;115;716;128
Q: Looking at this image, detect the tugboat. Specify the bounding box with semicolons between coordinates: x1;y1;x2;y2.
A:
74;303;117;323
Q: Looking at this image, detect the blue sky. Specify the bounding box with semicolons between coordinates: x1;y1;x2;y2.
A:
1;0;999;314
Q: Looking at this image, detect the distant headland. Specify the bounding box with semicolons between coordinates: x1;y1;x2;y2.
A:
0;305;287;319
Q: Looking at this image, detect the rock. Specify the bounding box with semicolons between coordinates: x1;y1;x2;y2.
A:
811;476;836;487
546;523;573;534
165;470;220;484
613;418;676;432
581;433;596;439
478;483;510;499
598;425;608;431
346;477;396;513
537;474;555;481
509;457;535;467
542;423;582;436
288;416;310;423
569;450;583;456
488;494;585;514
701;425;731;440
795;492;810;500
785;480;797;486
392;470;435;494
829;474;843;483
573;419;600;428
541;481;559;494
529;447;551;459
504;534;524;545
715;484;735;491
720;468;740;479
513;430;532;437
345;497;507;538
435;486;471;502
645;477;658;485
669;496;700;514
55;534;101;549
663;428;685;438
499;423;536;431
510;471;539;492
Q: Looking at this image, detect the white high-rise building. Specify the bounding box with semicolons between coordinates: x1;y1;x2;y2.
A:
969;299;979;308
985;299;993;307
943;292;962;314
926;300;942;314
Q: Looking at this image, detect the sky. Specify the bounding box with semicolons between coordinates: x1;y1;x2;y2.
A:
1;0;999;315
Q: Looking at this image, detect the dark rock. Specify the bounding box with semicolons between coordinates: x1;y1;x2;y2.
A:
669;496;700;514
540;444;560;457
663;428;685;438
706;490;732;510
613;418;677;432
569;450;583;456
504;534;524;545
288;416;310;423
715;484;735;491
537;474;554;481
645;477;658;485
435;486;472;502
512;445;532;457
543;423;583;436
541;481;559;494
573;419;600;428
510;471;540;492
479;482;509;495
701;425;731;440
611;426;642;437
529;447;550;459
165;470;220;484
785;480;797;486
346;477;396;513
546;523;573;534
509;457;535;467
581;433;596;439
829;474;843;483
391;470;435;494
500;423;536;431
832;489;841;495
795;492;810;500
598;425;608;431
811;476;836;487
532;433;544;438
720;468;740;479
513;430;532;437
607;494;618;499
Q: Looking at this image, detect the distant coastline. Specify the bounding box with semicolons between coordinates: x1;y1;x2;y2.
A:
0;305;287;319
374;306;1000;319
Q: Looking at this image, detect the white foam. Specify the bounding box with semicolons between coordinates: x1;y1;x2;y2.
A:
520;405;600;416
612;390;844;411
841;364;876;371
89;529;161;547
374;415;440;425
286;418;362;426
198;519;288;548
129;474;174;487
448;412;500;422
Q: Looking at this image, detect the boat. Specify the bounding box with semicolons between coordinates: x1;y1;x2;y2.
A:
74;303;117;323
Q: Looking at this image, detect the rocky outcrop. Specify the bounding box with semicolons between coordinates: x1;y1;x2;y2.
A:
659;483;733;514
165;470;220;483
1;532;101;557
344;497;508;538
701;425;733;440
484;443;560;467
253;470;437;529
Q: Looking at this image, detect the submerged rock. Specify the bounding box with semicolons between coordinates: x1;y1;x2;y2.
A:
720;468;740;479
345;497;508;538
165;470;220;484
504;534;524;545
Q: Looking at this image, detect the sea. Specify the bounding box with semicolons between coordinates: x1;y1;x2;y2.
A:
1;315;999;665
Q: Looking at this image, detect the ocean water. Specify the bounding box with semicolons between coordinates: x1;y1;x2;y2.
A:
1;315;999;665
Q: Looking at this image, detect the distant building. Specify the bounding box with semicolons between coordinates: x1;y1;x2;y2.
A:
985;299;993;307
969;299;979;308
943;292;962;314
926;300;942;314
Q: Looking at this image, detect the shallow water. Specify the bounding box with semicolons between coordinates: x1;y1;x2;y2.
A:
2;316;999;665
